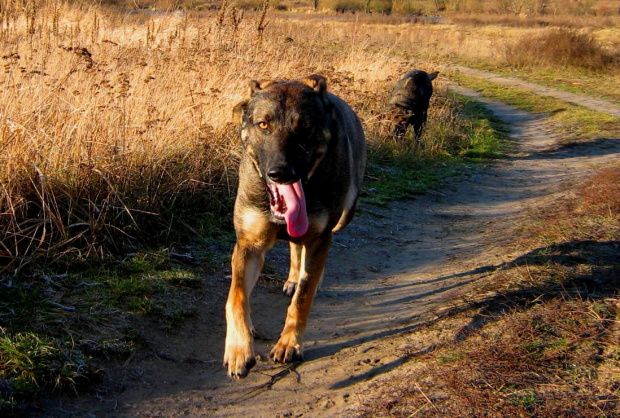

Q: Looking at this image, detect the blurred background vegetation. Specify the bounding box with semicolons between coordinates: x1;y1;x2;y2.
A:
63;0;620;16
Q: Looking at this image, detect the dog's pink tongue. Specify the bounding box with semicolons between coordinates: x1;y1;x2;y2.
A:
277;181;309;238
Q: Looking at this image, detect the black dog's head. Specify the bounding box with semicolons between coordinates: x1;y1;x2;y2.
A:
387;70;438;110
232;75;333;237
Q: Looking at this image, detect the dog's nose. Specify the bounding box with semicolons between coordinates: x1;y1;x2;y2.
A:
267;165;296;184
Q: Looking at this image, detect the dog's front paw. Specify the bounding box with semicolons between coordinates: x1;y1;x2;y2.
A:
282;280;297;297
224;339;256;379
270;335;303;363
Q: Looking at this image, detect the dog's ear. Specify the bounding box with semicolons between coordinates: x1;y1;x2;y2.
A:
428;71;439;81
232;100;248;126
248;79;276;95
300;74;329;104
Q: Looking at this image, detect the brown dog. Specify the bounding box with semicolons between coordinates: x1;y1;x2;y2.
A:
224;75;366;378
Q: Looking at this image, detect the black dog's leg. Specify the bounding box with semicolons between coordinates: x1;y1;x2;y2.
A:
412;111;427;141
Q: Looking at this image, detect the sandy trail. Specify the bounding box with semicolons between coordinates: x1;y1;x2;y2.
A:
57;73;620;417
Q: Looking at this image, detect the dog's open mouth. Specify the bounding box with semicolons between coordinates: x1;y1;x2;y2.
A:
266;180;309;238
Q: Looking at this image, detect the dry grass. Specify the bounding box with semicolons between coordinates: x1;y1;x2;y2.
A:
505;27;620;71
0;3;616;270
436;0;620;16
365;295;619;416
1;1;477;269
575;167;620;216
2;2;615;270
522;164;620;244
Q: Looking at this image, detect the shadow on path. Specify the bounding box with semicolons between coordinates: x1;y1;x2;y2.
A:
329;240;619;389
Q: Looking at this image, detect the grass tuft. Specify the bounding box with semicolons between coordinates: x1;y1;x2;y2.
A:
505;28;619;72
0;330;98;414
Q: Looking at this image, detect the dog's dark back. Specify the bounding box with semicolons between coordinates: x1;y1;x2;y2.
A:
386;70;439;139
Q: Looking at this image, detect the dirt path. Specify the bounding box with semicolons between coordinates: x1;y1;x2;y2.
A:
57;77;620;417
449;65;620;117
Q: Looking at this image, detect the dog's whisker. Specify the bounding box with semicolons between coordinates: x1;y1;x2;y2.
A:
297;143;310;155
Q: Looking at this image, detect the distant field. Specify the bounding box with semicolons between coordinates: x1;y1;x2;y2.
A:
91;0;620;18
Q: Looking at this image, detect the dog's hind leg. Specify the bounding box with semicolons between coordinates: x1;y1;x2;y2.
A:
283;242;302;297
270;233;332;363
224;240;267;379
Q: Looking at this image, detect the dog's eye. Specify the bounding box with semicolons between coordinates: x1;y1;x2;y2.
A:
256;121;269;130
297;119;311;130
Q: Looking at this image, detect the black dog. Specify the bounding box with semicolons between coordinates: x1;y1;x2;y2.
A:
224;75;366;378
386;70;439;140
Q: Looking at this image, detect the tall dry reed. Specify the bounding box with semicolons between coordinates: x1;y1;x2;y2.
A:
0;1;467;270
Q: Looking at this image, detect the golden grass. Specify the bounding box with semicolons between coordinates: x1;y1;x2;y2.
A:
0;1;453;267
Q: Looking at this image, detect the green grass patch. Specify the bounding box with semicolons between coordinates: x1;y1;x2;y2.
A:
438;351;462;364
363;158;460;207
0;251;206;413
0;331;98;415
364;97;507;206
510;391;543;410
101;260;202;327
457;96;511;158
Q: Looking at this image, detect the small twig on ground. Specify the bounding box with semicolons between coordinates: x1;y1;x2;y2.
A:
47;301;76;312
235;362;302;402
183;357;219;365
415;383;439;413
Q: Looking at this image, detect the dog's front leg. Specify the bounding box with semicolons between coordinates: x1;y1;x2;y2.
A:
270;233;332;363
224;241;265;378
283;242;302;297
